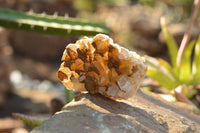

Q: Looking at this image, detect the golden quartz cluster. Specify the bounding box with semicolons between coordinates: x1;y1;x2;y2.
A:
57;34;147;99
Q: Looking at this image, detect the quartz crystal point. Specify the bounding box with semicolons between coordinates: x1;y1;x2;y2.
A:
57;34;147;99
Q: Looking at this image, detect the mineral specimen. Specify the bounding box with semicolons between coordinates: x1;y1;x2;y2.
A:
57;34;147;99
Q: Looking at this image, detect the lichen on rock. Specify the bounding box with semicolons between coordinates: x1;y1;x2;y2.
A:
57;34;147;99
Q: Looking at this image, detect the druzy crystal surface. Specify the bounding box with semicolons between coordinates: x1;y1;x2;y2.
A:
57;34;147;99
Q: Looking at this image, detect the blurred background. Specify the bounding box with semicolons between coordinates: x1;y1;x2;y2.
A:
0;0;199;132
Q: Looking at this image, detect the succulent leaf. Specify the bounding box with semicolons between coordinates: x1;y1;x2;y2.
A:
192;37;200;85
13;113;48;127
0;8;111;36
160;17;179;75
147;67;178;91
146;56;179;90
179;40;196;84
157;58;178;79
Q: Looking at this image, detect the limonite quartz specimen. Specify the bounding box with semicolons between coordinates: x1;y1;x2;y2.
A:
57;34;147;99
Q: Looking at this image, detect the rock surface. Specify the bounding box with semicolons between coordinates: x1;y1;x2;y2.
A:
31;89;200;133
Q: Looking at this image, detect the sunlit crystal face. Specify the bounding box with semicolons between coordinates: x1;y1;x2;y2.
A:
57;34;147;99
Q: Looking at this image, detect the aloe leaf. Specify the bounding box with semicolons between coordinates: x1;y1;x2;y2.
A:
192;37;200;85
13;113;48;127
157;58;178;79
147;67;179;91
0;8;111;36
179;40;196;84
160;17;179;74
146;56;179;90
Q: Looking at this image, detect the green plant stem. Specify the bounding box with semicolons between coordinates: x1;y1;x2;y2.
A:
176;0;200;69
65;88;74;103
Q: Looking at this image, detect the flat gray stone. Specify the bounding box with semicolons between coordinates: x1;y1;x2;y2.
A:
31;89;200;133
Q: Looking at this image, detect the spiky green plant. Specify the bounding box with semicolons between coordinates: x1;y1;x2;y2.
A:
0;8;111;36
146;18;200;99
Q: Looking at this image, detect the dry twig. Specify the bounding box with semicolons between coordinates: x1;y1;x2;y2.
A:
177;0;200;68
